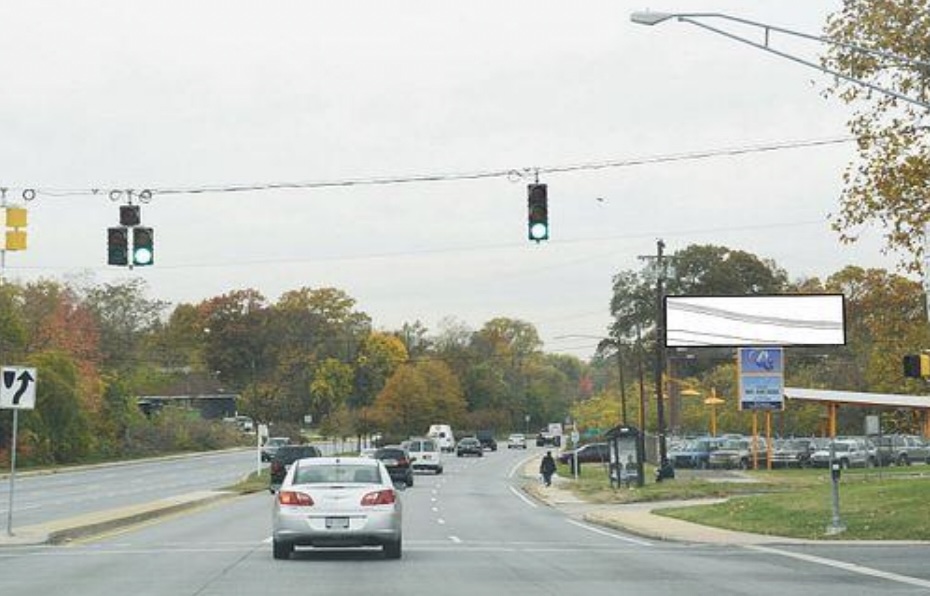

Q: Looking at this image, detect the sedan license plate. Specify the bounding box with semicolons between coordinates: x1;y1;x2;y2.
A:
326;517;350;530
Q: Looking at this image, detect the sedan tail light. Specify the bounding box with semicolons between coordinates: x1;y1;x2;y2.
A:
360;489;396;506
278;491;314;506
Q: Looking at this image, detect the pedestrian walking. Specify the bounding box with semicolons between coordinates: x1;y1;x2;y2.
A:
539;451;557;487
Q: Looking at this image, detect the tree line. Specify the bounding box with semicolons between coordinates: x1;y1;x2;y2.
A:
2;241;928;469
0;279;582;466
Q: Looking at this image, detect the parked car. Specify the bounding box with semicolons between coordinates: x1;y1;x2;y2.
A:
272;456;403;560
708;437;767;470
270;444;323;492
874;434;930;466
769;438;815;468
261;436;291;462
810;438;875;469
669;437;722;469
456;437;483;457
476;430;498;451
557;442;610;465
373;445;414;487
507;433;527;449
405;437;443;474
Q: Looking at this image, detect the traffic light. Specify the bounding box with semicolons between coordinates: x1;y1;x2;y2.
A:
4;206;27;251
132;226;154;266
527;183;549;242
107;227;129;265
903;354;930;378
120;205;141;226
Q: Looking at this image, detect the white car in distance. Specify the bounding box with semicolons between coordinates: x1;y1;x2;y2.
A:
507;433;528;449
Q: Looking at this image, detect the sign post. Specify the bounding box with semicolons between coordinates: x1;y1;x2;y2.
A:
2;366;37;536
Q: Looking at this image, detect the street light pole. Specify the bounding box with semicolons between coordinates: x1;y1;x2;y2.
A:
597;338;628;426
555;334;629;426
629;11;930;111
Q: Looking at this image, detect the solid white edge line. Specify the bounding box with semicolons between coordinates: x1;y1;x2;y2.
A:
565;519;653;547
745;545;930;590
508;454;539;479
509;486;538;508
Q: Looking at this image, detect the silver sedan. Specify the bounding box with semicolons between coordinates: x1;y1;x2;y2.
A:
272;456;403;560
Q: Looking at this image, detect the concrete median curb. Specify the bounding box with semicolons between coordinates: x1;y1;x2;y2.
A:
0;490;239;547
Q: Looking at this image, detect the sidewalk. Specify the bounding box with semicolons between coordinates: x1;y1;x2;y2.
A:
520;461;809;545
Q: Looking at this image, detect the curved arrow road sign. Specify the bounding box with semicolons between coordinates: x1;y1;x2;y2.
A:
1;366;37;410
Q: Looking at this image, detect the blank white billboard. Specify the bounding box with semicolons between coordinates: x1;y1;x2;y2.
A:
665;294;846;347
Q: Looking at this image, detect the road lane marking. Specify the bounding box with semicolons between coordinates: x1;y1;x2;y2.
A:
449;536;462;543
566;519;653;546
508;454;538;479
745;545;930;590
509;486;538;508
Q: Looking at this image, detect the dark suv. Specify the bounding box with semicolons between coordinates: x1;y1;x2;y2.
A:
269;444;322;491
476;430;498;451
374;445;414;487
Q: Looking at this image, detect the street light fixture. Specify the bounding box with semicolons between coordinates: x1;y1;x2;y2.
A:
629;10;930;111
629;11;677;26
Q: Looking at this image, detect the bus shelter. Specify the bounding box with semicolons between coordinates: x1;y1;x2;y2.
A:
604;424;645;488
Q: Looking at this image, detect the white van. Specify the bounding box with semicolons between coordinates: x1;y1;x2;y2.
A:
427;424;455;453
406;437;443;474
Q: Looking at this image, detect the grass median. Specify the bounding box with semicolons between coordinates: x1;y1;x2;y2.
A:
557;462;930;540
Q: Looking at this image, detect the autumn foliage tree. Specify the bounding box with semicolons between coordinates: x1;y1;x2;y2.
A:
823;1;930;271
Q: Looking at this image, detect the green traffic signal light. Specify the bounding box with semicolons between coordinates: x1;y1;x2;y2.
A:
107;227;128;266
527;183;549;242
132;227;154;266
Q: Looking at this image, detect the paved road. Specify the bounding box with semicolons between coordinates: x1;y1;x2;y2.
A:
0;449;256;529
2;447;930;595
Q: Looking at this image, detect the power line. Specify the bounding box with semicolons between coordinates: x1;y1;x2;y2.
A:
3;136;853;200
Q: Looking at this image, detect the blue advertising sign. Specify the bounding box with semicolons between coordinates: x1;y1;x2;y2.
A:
739;348;785;411
739;348;784;374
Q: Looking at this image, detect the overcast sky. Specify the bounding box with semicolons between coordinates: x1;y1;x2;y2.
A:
0;1;902;359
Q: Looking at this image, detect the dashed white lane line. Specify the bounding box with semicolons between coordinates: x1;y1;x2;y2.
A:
437;519;446;525
449;536;462;544
509;486;538;508
565;519;652;547
745;545;930;590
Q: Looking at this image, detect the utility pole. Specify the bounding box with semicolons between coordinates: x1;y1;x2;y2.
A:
653;239;670;478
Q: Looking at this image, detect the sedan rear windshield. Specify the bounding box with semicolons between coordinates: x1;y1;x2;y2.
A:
274;446;321;463
293;463;382;484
